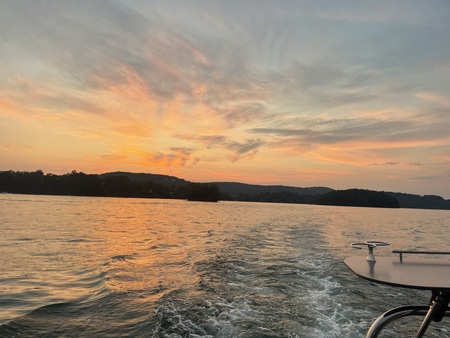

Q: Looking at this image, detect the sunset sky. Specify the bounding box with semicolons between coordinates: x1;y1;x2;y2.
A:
1;1;450;198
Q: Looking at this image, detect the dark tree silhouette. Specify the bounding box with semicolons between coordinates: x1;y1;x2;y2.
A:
319;189;399;208
186;183;220;202
103;175;135;197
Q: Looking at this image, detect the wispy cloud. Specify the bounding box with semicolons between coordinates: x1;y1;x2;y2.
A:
416;92;450;108
177;134;265;162
140;148;199;168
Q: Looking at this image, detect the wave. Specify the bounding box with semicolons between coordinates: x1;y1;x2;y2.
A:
0;290;156;337
0;266;109;328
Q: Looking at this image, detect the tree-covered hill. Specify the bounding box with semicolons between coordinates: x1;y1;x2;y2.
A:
386;192;450;209
319;189;400;208
215;182;333;200
99;172;189;187
1;170;450;210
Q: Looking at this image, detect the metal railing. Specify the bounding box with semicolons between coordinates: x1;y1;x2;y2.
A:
392;250;450;262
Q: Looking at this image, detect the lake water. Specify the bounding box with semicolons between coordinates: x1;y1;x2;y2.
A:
1;194;449;337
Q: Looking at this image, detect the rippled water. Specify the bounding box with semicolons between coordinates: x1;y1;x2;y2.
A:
1;194;449;337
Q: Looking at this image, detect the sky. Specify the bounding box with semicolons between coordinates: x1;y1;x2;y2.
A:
1;1;450;198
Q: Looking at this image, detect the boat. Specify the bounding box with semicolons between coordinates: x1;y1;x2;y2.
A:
345;241;450;338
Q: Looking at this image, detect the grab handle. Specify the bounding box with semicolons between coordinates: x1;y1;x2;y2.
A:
351;241;390;262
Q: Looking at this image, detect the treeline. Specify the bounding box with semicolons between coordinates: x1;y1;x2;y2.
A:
2;170;449;209
386;192;450;210
0;170;106;196
319;189;399;208
0;170;218;201
234;191;319;204
233;189;399;208
1;170;396;207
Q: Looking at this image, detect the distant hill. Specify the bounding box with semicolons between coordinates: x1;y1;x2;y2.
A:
99;173;332;199
2;170;450;210
99;172;189;186
386;192;450;210
320;189;400;208
215;182;333;200
98;172;450;209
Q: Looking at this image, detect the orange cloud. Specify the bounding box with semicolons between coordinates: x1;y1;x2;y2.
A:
310;148;381;167
0;143;34;153
8;74;34;89
289;167;352;182
112;125;152;137
0;95;21;115
131;148;200;169
91;63;156;108
436;154;450;164
416;91;450;107
326;137;448;151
